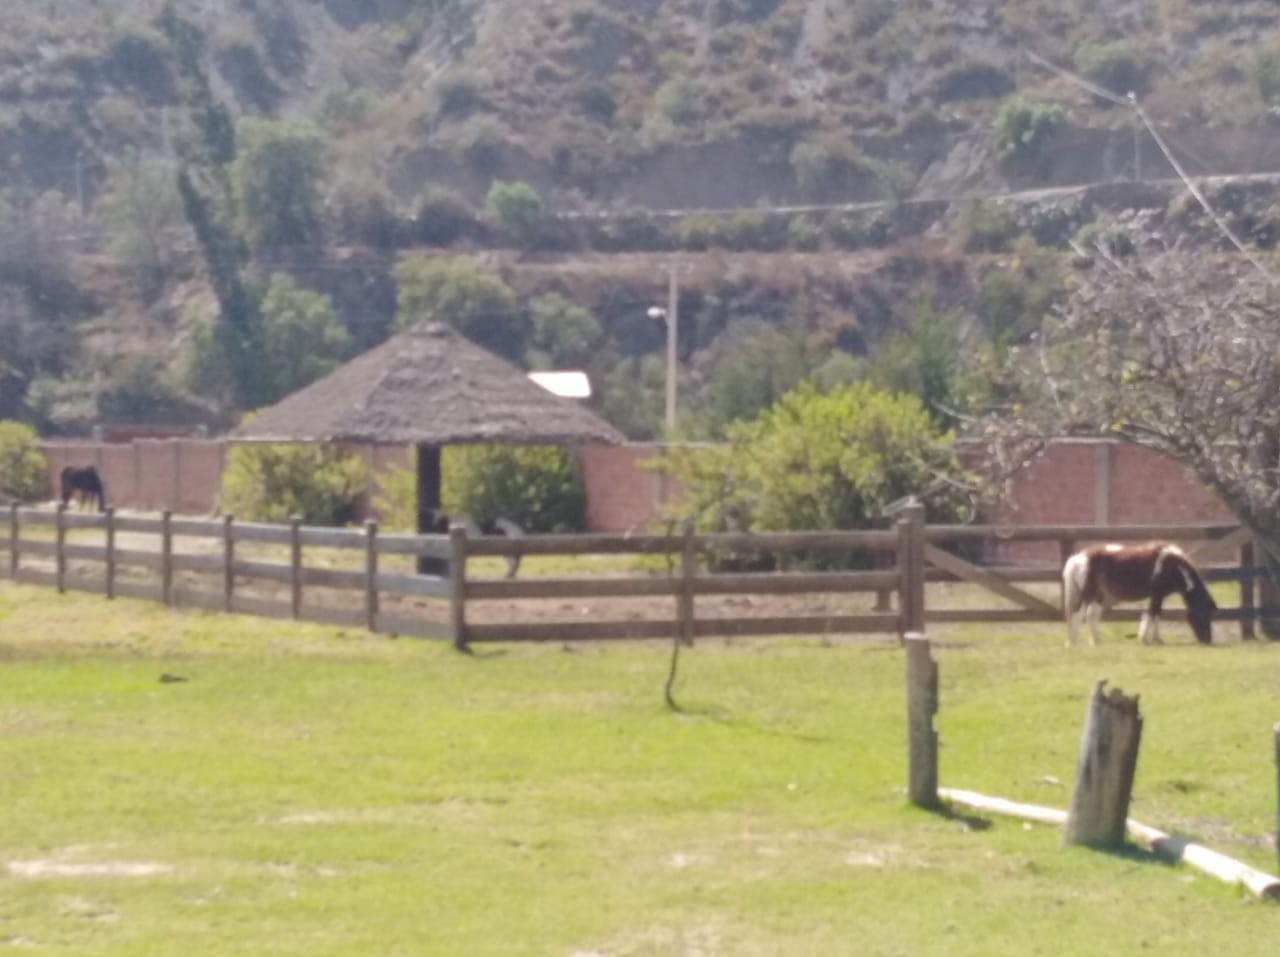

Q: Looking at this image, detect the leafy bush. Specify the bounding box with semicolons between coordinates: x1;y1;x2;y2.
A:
994;97;1065;160
221;442;367;525
790;135;879;198
330;173;403;248
952;200;1020;253
374;446;585;533
392;255;526;359
1073;222;1136;258
434;70;488;119
457;116;508;174
231;118;328;251
658;382;971;567
258;274;351;400
415;189;479;246
1073;41;1147;96
1250;44;1280;106
107;23;176;103
527;293;603;369
0;421;48;502
485;180;545;246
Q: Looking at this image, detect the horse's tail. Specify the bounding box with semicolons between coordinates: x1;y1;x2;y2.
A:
1062;551;1087;619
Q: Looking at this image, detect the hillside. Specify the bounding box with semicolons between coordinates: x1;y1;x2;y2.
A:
1;0;1279;437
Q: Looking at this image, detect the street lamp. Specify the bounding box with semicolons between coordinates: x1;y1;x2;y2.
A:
649;265;679;432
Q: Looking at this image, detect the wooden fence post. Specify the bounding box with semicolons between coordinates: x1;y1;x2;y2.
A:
450;524;468;652
9;502;19;579
104;506;116;600
289;515;302;620
160;509;173;605
364;519;378;633
222;515;235;613
55;501;67;594
905;631;939;808
1241;541;1256;641
679;522;696;646
896;502;926;640
1063;680;1143;849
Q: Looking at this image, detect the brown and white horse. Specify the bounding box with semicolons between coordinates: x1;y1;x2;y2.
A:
1062;542;1217;646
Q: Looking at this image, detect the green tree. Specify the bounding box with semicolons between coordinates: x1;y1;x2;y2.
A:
443;445;584;532
374;446;585;533
0;421;48;502
660;382;970;545
95;153;188;290
527;293;602;370
231;118;328;251
221;441;366;525
599;355;666;440
994;97;1065;161
392;256;526;360
258;274;351;401
485;180;544;247
865;295;964;428
698;326;814;438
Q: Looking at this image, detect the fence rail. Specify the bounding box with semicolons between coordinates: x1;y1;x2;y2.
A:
3;503;1274;646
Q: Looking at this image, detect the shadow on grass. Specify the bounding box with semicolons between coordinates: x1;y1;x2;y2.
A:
925;803;994;832
662;698;833;744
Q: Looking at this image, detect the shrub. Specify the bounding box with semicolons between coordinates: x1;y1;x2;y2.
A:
657;382;971;567
458;116;508;174
415;189;479;246
1073;41;1147;96
577;82;617;123
330;174;403;248
434;70;487;119
952;200;1020;253
231;118;328;251
1250;44;1280;107
392;255;526;360
0;421;48;502
485;180;545;246
789;135;879;198
374;446;585;533
1073;222;1136;258
994;97;1065;160
221;442;367;525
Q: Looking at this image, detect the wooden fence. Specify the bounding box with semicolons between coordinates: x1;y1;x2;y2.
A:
3;502;1272;646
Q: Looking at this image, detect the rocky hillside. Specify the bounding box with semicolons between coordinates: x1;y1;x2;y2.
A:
2;0;1279;437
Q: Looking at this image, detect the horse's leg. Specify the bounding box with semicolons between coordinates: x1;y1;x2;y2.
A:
1085;603;1103;645
1140;595;1165;645
1066;607;1080;646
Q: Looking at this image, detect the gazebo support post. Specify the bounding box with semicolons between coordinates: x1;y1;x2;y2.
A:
415;443;447;576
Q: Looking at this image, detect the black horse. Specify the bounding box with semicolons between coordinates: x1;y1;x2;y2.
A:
60;465;106;512
423;509;524;577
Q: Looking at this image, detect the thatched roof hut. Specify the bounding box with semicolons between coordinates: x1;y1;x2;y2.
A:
231;321;624;570
231;321;624;446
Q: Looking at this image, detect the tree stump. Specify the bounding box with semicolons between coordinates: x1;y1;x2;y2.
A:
1063;679;1143;849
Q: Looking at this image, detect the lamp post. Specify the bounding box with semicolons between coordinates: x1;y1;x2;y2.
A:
648;264;679;432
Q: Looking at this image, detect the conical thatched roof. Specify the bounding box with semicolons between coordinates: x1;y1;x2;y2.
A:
231;321;624;446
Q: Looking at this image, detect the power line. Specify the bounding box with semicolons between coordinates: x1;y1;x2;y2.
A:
1021;46;1272;279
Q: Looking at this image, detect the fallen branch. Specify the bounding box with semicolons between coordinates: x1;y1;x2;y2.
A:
938;786;1280;900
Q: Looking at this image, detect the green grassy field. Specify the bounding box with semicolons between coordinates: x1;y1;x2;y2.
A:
1;581;1278;956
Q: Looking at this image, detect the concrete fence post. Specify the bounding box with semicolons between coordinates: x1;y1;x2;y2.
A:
905;632;939;808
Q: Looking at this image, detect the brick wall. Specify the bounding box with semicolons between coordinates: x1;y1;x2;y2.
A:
578;443;668;533
40;439;1236;557
990;440;1233;563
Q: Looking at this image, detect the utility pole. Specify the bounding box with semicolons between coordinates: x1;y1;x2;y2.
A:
665;262;679;432
1129;92;1142;182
